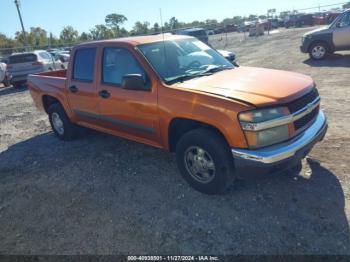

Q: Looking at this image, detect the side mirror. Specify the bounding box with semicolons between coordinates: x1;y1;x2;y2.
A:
122;74;149;91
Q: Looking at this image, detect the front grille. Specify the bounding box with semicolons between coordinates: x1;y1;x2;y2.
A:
294;106;319;130
287;88;319;114
285;88;320;131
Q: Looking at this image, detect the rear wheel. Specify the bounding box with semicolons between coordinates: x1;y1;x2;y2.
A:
48;103;79;141
13;82;23;88
3;75;10;87
309;42;328;60
176;128;236;194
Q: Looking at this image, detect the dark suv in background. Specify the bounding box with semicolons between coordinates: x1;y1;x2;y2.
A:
300;9;350;59
175;28;209;43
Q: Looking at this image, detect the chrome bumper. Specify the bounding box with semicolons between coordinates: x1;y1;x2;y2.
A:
232;110;327;165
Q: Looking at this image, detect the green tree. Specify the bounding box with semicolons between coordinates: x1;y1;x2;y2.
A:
29;27;48;47
169;17;179;30
60;26;78;44
105;13;128;37
79;32;91;42
153;23;160;33
15;31;32;46
131;21;150;35
90;24;114;40
0;33;15;48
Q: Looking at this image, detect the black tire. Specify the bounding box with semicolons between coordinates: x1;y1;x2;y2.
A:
176;128;236;194
3;76;11;87
13;82;22;88
48;103;79;141
309;42;329;60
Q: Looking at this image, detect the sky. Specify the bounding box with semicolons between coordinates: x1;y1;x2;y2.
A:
0;0;346;38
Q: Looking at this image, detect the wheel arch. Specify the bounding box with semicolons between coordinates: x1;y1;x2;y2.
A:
168;117;229;152
308;37;334;53
42;95;62;113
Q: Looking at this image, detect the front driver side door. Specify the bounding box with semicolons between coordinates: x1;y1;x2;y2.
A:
333;12;350;49
96;45;161;147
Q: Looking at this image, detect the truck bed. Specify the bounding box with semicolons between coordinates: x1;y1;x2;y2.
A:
27;69;68;111
32;69;67;78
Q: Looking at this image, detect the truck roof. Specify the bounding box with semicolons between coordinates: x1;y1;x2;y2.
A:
76;34;191;47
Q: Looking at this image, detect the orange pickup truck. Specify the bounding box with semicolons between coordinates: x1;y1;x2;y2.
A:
28;34;327;194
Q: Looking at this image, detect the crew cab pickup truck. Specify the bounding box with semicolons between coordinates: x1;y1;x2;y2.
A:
28;34;327;194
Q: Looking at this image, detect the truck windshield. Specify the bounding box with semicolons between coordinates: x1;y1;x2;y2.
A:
138;38;234;84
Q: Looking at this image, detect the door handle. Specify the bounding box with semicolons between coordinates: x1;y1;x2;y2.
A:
99;90;110;99
69;85;78;93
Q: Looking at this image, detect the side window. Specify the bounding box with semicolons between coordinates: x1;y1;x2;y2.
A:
102;47;146;86
339;13;350;27
72;48;96;82
39;52;52;60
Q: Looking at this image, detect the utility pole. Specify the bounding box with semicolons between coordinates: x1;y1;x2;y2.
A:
14;0;28;50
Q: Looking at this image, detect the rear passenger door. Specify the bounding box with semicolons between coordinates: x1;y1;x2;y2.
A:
333;12;350;48
96;44;161;146
67;47;100;125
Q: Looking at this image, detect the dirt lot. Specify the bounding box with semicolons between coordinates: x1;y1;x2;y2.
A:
0;27;349;255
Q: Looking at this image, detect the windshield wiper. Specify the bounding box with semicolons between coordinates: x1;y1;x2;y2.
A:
165;72;212;84
201;65;233;74
165;65;233;85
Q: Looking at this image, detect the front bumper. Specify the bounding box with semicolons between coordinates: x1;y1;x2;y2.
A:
300;45;308;53
232;110;327;167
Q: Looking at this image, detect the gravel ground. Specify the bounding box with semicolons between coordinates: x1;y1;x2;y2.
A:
0;27;349;255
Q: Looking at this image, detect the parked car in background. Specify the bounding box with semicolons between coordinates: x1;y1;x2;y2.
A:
0;62;11;87
54;52;70;69
313;12;327;25
268;18;279;29
0;57;9;64
259;19;272;31
216;49;237;64
240;21;255;32
175;28;237;64
27;34;327;194
224;23;238;33
207;30;215;35
284;15;298;28
7;50;62;87
176;28;209;44
295;14;314;27
214;27;225;34
285;14;314;28
300;9;350;59
249;23;264;36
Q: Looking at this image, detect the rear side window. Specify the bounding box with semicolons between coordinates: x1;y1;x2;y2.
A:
190;30;206;37
39;52;52;60
9;54;37;64
72;48;96;82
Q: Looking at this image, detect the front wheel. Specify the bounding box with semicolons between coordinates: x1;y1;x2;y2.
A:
48;103;79;141
176;128;236;194
309;42;328;60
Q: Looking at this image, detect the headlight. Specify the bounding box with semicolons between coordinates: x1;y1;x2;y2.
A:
239;107;290;148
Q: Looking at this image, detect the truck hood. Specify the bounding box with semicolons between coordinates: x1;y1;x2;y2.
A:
175;66;314;107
